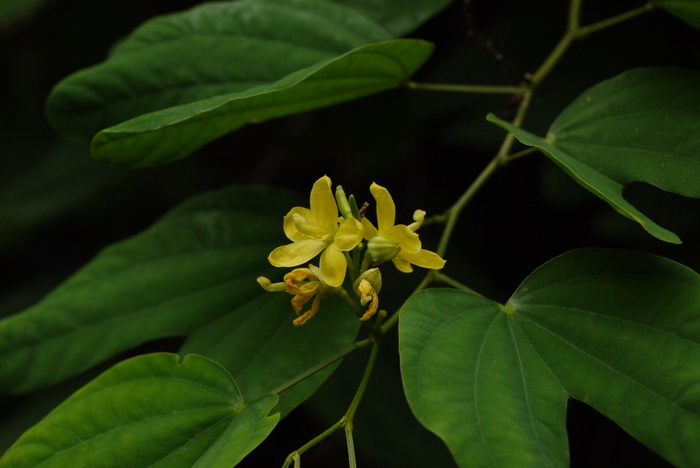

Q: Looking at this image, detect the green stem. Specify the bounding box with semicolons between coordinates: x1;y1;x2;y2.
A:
568;0;583;30
529;0;581;86
406;81;524;95
529;34;575;88
345;422;357;468
282;419;345;467
344;251;359;282
576;2;655;38
281;338;381;466
272;337;372;395
379;272;435;334
433;272;483;296
435;156;500;258
503;146;538;163
345;338;380;420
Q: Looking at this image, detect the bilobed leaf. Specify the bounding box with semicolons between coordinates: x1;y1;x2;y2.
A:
46;0;434;167
0;353;279;468
400;290;569;468
488;67;700;243
401;249;700;467
0;185;359;416
654;0;700;29
509;249;700;468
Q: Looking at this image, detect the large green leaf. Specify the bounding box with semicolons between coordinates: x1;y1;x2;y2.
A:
488;67;700;243
0;353;279;468
400;290;569;468
0;185;359;415
654;0;700;29
90;39;433;167
46;0;434;167
401;248;700;467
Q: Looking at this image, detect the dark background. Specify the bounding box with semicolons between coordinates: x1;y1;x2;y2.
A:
1;0;699;466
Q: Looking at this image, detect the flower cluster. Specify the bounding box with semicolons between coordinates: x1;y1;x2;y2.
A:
259;176;445;326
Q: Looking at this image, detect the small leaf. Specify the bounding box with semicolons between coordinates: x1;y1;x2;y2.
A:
654;0;700;29
0;185;359;417
401;249;700;467
0;353;279;468
488;66;700;243
488;113;680;243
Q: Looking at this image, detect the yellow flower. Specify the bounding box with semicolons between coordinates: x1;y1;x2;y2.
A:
283;266;326;326
362;182;445;273
353;268;382;321
257;265;330;326
268;176;363;287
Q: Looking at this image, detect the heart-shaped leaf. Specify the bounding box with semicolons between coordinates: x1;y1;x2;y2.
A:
0;185;359;416
0;353;279;468
401;248;700;467
488;67;700;244
400;291;569;468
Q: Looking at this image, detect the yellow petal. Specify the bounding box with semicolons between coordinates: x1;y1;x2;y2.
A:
283;207;319;242
268;239;326;267
369;182;396;233
309;176;337;233
291;294;313;313
408;210;426;232
399;249;446;270
293;295;321;326
383;225;421;253
358;279;378;321
319;244;347;287
284;268;320;296
333;217;364;251
391;256;414;273
361;218;378;240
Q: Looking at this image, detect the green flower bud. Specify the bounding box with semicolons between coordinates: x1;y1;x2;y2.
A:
366;237;401;264
335;185;353;219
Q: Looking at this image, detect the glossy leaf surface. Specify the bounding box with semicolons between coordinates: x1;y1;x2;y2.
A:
46;0;435;167
489;67;700;243
401;249;700;467
0;353;279;468
0;185;359;415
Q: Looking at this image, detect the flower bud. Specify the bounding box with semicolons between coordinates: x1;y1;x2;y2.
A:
353;268;382;321
257;276;287;292
335;185;354;219
366;237;401;264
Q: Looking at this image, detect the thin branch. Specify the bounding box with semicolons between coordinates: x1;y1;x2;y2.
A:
576;2;655;38
406;81;524;95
